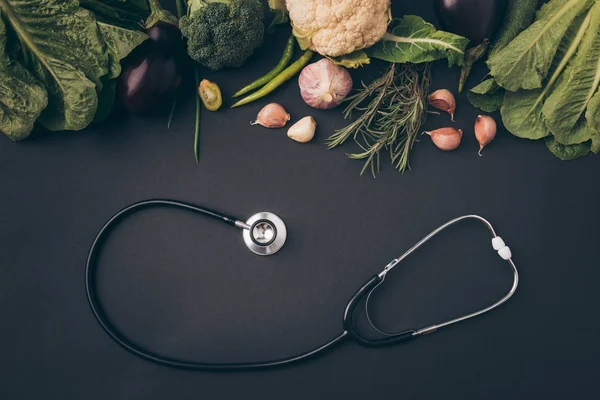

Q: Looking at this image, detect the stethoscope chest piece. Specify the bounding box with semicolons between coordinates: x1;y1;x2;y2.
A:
243;212;287;256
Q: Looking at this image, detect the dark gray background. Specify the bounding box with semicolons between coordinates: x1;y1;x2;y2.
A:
1;1;599;399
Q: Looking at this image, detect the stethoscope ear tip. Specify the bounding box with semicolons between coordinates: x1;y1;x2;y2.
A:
242;212;287;256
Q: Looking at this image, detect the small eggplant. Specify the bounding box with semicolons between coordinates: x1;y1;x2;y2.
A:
146;21;184;54
434;0;509;43
118;42;182;114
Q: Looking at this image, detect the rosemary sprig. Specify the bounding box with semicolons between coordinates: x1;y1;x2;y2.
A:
327;63;431;176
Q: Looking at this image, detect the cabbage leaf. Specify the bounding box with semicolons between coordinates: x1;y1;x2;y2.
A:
488;0;593;92
545;136;591;160
467;79;504;113
0;14;47;140
542;1;600;145
98;22;148;79
500;9;590;140
80;0;150;29
367;16;469;67
0;0;110;131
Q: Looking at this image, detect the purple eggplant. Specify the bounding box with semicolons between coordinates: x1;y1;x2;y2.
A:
146;21;184;54
434;0;509;43
118;42;182;114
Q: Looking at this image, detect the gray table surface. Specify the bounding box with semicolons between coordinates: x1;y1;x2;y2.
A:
1;1;599;399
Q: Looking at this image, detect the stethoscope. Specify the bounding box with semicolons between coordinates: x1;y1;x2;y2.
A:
86;199;519;370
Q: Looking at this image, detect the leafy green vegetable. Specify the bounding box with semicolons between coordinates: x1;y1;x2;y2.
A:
591;133;600;154
458;39;489;93
0;0;111;131
79;0;150;29
489;0;541;58
545;136;591;160
542;2;600;145
500;10;590;140
0;13;47;140
98;22;148;79
0;0;154;140
329;50;370;69
93;79;116;123
586;89;600;133
467;79;504;112
366;16;469;67
488;0;593;92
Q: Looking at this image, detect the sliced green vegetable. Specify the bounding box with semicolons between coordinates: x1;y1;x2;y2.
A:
542;1;600;145
329;50;371;69
367;16;469;67
488;0;593;92
500;10;590;140
489;0;541;58
233;34;294;98
467;79;504;113
545;136;591;160
199;79;222;111
0;14;47;140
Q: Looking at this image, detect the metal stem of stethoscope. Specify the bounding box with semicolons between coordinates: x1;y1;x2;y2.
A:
364;215;519;337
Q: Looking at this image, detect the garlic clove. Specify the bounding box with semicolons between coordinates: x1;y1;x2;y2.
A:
428;89;456;122
287;116;316;143
424;127;463;151
251;103;290;128
474;115;497;156
298;59;353;110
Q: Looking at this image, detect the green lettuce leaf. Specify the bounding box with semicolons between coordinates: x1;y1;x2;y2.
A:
0;14;47;140
591;133;600;154
0;0;111;131
79;0;150;30
500;9;590;140
489;0;541;58
488;0;593;92
98;22;147;79
366;16;469;67
542;2;600;145
93;78;116;123
545;136;590;160
468;78;505;113
586;88;600;133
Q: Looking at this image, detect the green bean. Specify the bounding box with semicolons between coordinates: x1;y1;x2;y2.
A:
232;35;295;98
231;50;314;108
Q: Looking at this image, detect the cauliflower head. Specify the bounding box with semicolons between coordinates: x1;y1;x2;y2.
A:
286;0;391;57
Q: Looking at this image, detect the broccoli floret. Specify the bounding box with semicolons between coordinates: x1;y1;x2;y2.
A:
180;0;265;70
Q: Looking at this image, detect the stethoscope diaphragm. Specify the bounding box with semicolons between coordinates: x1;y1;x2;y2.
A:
242;212;287;256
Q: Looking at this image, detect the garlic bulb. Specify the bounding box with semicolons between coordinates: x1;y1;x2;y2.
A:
287;116;317;143
424;127;463;151
474;115;497;155
251;103;290;128
428;89;456;121
298;59;353;110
